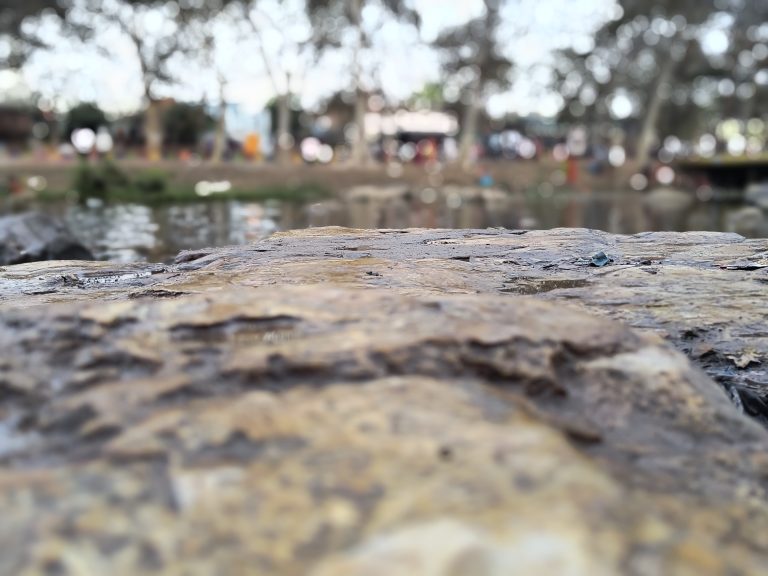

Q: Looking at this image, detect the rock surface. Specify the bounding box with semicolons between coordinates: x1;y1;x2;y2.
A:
0;212;94;265
1;227;768;575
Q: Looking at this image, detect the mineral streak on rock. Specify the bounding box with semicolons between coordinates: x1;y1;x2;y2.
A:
0;227;768;575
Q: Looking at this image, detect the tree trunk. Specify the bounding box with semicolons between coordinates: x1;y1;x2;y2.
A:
350;0;370;166
635;49;677;167
49;114;61;153
144;99;163;162
275;92;292;165
458;0;498;172
211;81;227;164
458;82;481;171
352;88;370;166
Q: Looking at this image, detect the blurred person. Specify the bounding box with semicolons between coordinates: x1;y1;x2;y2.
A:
6;174;22;195
566;155;580;187
477;164;494;188
588;140;609;176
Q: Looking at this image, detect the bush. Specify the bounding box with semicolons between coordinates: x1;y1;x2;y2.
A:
65;103;108;139
100;161;131;189
72;161;167;201
134;169;168;194
163;103;211;148
72;162;121;200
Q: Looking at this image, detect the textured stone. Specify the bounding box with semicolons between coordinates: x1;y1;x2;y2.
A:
0;227;767;575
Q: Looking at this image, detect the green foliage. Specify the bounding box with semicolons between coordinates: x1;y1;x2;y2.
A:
65;103;108;139
133;169;169;194
72;160;127;200
122;183;328;205
306;0;420;32
70;160;327;204
100;161;131;188
72;161;167;200
0;1;68;67
266;96;303;137
99;182;330;205
554;0;768;134
162;103;211;148
410;83;444;110
306;0;420;54
0;2;63;36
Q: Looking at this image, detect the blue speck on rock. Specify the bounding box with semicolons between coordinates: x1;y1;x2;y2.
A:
590;251;613;267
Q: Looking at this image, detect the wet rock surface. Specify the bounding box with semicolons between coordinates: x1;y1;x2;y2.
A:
0;212;94;265
1;227;768;575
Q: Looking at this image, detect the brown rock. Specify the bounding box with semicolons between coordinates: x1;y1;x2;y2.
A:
0;227;767;575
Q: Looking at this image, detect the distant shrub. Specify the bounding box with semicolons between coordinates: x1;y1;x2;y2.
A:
100;161;131;189
163;103;211;148
72;161;167;200
65;103;109;139
134;169;168;194
72;162;109;199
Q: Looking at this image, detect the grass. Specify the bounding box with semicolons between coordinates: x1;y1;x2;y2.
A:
28;160;334;205
677;153;768;166
84;183;332;205
36;183;332;205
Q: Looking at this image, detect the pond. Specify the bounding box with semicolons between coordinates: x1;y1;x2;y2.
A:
30;187;768;263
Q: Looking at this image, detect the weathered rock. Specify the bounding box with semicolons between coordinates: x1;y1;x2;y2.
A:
0;227;768;575
726;206;768;237
0;212;93;265
745;182;768;210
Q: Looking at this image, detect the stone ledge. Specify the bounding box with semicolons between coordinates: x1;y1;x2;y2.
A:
0;227;767;575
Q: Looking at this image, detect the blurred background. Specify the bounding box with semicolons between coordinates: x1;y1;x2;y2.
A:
1;0;768;262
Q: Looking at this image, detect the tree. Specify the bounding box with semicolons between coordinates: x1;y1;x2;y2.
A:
0;1;61;35
618;1;717;165
711;1;768;123
65;1;234;160
307;0;420;166
180;5;240;163
234;0;316;165
409;82;445;111
163;102;210;149
434;0;512;170
64;102;108;138
0;1;67;68
554;0;765;164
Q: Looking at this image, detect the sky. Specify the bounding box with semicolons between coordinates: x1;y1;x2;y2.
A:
4;0;617;118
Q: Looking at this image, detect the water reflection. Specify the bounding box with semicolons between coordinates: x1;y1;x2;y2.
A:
66;203;158;262
57;187;768;263
63;201;280;261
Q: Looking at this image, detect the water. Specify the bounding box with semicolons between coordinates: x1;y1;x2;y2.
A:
55;201;280;262
33;188;768;263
